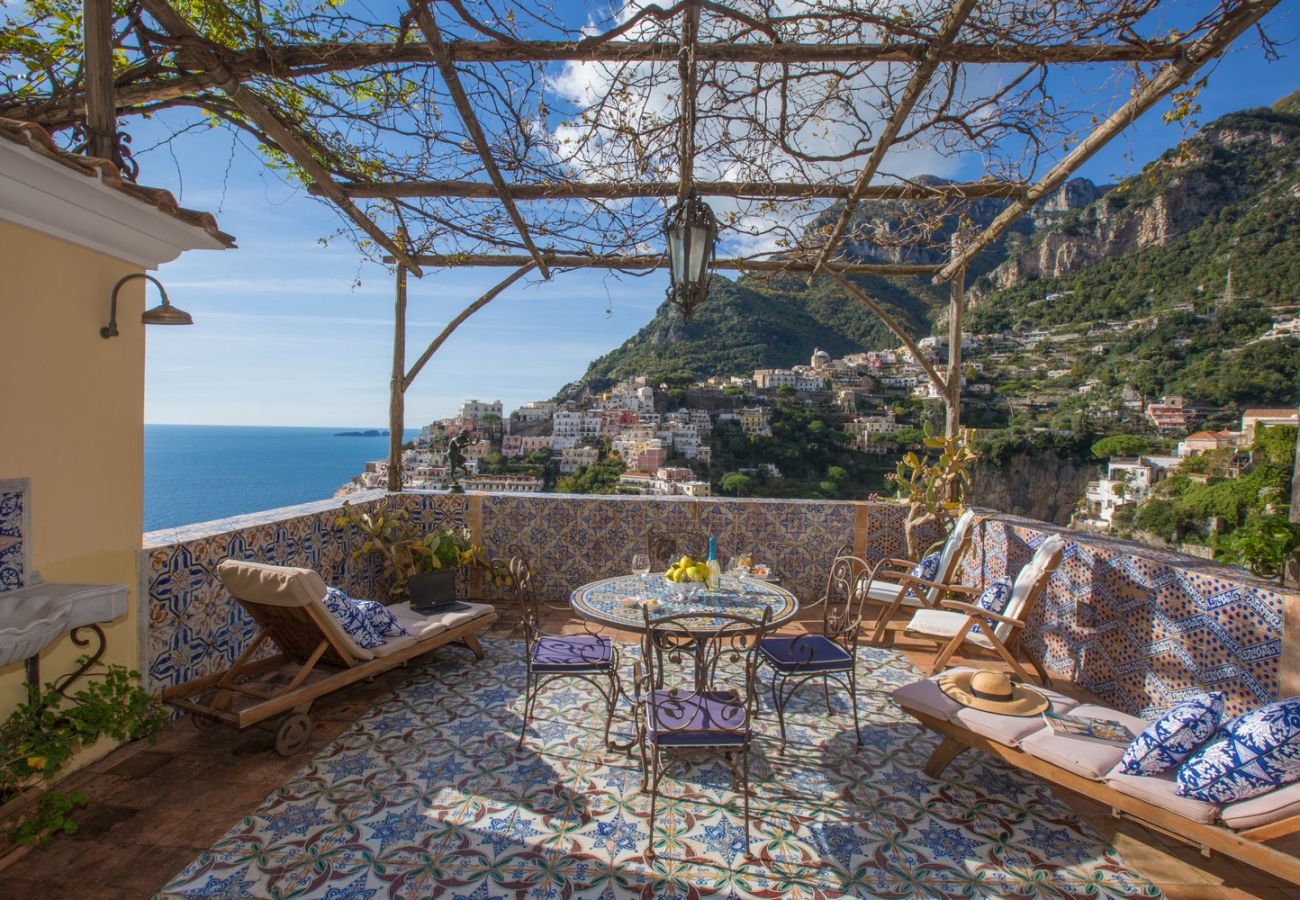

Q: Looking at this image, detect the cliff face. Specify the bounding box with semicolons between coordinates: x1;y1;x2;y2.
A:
969;451;1094;525
971;102;1300;304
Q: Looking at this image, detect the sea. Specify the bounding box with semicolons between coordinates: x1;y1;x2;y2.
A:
144;424;420;532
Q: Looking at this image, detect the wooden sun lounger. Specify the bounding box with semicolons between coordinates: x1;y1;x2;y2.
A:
895;676;1300;886
162;560;498;754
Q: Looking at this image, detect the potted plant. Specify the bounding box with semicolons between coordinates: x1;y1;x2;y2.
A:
889;423;979;559
337;502;502;607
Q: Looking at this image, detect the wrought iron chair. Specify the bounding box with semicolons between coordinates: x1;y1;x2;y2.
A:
758;554;868;753
509;550;619;750
646;529;710;570
633;605;772;860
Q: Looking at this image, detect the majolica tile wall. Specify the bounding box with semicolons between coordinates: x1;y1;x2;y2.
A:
958;512;1300;719
0;478;29;593
139;493;1299;718
139;492;892;692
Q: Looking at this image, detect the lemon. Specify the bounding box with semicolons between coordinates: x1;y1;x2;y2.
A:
678;555;693;568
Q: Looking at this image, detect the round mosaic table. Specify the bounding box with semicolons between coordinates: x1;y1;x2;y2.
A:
571;574;799;633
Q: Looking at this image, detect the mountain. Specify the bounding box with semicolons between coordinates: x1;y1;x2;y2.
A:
968;90;1300;316
571;93;1300;402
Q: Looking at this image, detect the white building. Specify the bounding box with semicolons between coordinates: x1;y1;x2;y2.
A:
551;410;583;450
847;414;902;449
458;399;503;422
754;368;797;389
559;446;600;474
511;401;556;424
1077;456;1177;529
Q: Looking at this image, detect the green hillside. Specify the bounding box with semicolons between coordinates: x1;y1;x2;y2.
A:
573;271;939;391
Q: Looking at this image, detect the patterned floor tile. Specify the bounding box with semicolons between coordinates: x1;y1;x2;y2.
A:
157;642;1160;899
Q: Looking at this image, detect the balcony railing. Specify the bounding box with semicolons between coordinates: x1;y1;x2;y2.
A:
140;491;1299;719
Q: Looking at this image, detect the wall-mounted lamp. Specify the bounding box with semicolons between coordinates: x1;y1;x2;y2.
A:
100;273;194;339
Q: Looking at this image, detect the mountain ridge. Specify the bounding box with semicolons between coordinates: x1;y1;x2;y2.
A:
568;93;1300;404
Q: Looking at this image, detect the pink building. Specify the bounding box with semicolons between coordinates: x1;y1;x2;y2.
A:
633;446;668;471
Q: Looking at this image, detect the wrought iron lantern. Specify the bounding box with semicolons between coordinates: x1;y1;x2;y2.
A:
663;191;718;318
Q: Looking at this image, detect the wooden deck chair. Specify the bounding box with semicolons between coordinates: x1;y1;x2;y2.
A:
864;508;980;642
886;533;1065;685
163;560;498;754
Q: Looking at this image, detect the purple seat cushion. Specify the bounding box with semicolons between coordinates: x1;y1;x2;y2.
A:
760;636;852;673
530;635;613;672
647;690;748;746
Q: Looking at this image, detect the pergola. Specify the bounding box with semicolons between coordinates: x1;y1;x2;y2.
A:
10;0;1279;489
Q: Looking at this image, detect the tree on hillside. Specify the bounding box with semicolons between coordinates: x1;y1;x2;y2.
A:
1091;434;1151;459
720;472;755;496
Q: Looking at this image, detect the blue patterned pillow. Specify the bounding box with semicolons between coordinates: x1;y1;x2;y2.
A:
970;577;1013;634
321;587;386;650
905;551;942;601
1120;693;1224;776
353;598;409;639
1177;697;1300;803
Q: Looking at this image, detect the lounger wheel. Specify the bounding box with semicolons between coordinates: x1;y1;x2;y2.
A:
274;713;313;756
190;711;219;731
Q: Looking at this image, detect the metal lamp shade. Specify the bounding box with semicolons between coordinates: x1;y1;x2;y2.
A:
664;193;718;318
141;300;194;326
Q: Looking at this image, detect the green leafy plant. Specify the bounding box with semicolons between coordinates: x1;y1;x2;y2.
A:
1214;513;1300;581
2;661;165;846
890;423;979;559
337;502;503;597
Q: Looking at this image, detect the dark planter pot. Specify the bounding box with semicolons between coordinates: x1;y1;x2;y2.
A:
407;570;456;609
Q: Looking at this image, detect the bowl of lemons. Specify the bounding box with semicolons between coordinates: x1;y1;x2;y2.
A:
664;555;708;599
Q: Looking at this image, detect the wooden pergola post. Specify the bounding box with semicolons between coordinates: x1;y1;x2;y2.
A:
387;263;408;492
82;0;116;160
945;265;966;437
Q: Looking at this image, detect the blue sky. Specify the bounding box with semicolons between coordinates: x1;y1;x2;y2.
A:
138;3;1299;428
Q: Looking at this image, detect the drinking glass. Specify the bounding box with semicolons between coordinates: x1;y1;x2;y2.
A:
632;552;651;583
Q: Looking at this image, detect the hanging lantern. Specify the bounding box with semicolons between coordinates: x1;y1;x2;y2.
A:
664;191;718;318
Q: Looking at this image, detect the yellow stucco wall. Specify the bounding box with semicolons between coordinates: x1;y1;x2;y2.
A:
0;220;146;757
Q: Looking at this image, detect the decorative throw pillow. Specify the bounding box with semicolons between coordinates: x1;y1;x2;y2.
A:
970;576;1014;634
904;551;943;602
1177;696;1300;803
321;586;386;650
1120;692;1224;776
353;598;409;639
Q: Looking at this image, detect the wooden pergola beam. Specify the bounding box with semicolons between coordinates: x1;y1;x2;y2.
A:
382;252;941;276
322;179;1026;202
0;40;1192;127
809;0;978;285
138;0;423;274
827;269;946;395
403;263;538;389
935;0;1279;284
408;0;551;279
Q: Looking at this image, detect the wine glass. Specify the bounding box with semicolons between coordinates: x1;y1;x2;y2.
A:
632;552;651;584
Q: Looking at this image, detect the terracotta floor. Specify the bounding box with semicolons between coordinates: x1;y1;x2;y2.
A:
2;603;1298;898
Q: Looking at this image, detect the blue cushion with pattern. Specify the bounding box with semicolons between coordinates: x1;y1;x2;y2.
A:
1177;697;1300;803
1120;692;1224;776
970;576;1013;635
322;586;386;650
905;551;942;601
353;598;409;639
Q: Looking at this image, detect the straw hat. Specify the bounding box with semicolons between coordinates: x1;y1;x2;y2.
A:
938;669;1049;717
